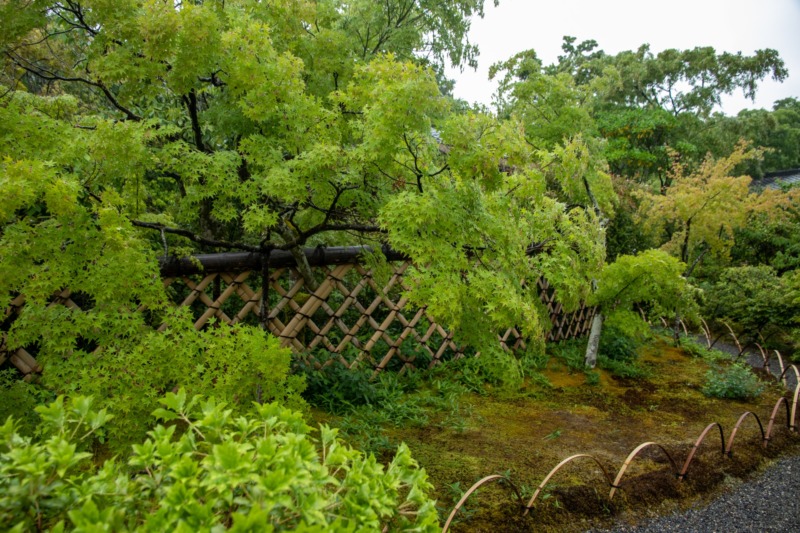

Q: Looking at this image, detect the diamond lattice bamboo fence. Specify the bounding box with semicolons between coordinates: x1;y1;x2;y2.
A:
2;246;596;377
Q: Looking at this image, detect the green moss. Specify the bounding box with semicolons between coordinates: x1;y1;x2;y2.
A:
310;339;800;531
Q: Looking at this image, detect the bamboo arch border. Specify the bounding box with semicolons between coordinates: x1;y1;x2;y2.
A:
441;391;800;532
441;474;525;532
522;454;614;514
441;324;800;530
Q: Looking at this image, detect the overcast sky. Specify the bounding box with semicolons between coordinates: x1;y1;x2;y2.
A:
445;0;800;115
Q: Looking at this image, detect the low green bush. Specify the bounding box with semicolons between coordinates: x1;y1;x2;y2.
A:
0;391;439;532
679;337;728;362
702;363;764;400
298;355;379;414
597;356;651;380
548;339;586;372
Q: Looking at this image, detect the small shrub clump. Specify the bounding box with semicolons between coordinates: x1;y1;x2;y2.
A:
702;363;764;400
596;326;651;379
679;337;728;362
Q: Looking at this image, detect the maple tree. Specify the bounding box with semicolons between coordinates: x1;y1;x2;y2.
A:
0;0;611;405
635;142;761;276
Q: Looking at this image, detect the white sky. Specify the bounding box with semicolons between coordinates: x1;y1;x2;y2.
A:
445;0;800;115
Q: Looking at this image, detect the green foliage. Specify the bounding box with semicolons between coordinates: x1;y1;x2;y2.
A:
597;357;650;380
548;339;588;373
702;363;764;400
37;311;306;449
0;391;439;532
592;249;699;335
502;36;787;184
298;357;379;415
0;1;610;390
0;370;54;437
598;325;639;360
678;337;728;363
593;326;650;379
636;143;760;269
731;208;800;275
716;98;800;176
702;266;800;341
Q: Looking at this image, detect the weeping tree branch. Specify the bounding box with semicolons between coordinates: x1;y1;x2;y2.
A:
5;51;142;121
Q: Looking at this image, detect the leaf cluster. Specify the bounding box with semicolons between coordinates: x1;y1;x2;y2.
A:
702;363;764;401
591;249;699;336
0;391;439;531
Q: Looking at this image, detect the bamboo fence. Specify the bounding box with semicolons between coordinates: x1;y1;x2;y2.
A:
2;246;596;377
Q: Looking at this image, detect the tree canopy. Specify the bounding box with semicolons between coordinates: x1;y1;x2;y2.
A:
2;3;799;396
0;1;612;395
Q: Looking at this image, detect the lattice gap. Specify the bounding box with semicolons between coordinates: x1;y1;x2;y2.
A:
2;261;596;376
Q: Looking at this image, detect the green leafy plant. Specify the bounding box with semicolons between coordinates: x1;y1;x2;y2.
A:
297;354;379;414
0;391;439;531
679;337;728;362
595;326;650;379
36;312;307;449
548;339;587;372
0;369;54;437
597;357;651;380
598;326;640;361
702;363;764;400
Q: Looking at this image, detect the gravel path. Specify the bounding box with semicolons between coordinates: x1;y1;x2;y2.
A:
591;454;800;532
591;339;800;533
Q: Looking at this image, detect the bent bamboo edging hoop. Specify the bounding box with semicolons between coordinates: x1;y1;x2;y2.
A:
722;322;743;355
777;364;799;383
679;422;726;480
700;318;712;348
609;442;679;500
441;474;526;533
725;411;765;455
755;343;768;368
775;351;787;384
523;454;614;515
777;365;800;429
791;378;800;432
765;397;793;446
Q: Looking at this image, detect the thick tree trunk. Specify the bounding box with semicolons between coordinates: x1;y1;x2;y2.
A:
584;312;604;368
581;176;607;371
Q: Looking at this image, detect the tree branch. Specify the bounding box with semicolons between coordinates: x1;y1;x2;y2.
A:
183;89;207;152
131;221;260;252
6;52;141;121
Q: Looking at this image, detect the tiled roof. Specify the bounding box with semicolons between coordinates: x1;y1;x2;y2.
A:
752;168;800;190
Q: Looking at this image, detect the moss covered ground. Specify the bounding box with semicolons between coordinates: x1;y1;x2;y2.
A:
311;339;800;531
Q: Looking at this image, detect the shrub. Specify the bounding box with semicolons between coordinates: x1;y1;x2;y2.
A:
679;337;728;362
598;326;639;361
298;354;379;414
0;391;439;532
36;311;307;449
548;339;586;372
597;356;651;380
702;363;764;400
